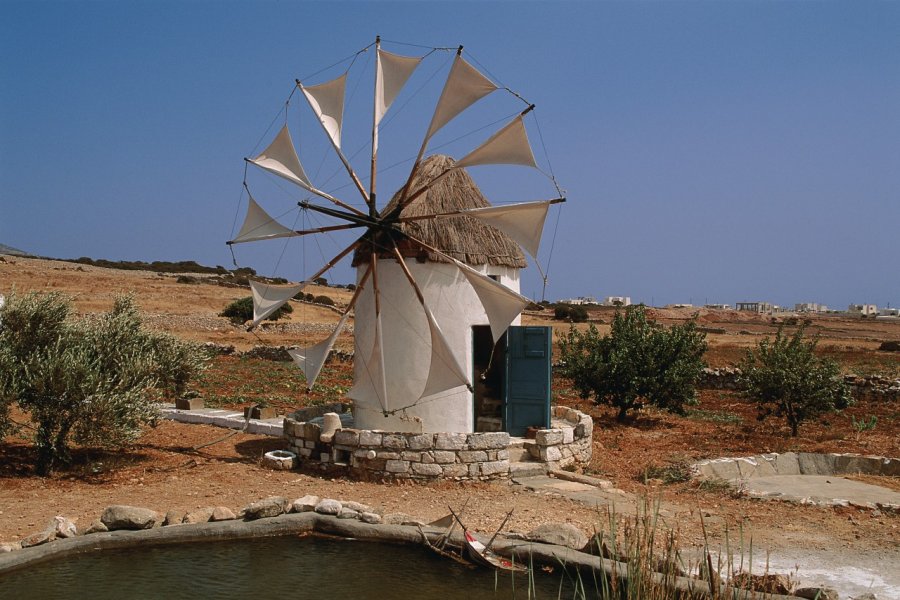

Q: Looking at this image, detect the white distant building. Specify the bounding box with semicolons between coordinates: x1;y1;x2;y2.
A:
559;296;597;305
602;296;631;307
848;304;878;317
878;307;898;317
795;302;829;313
704;303;731;310
736;301;774;313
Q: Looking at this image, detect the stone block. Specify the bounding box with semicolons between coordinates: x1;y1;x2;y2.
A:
798;452;836;475
480;461;509;476
565;408;580;423
497;449;509;461
359;430;383;446
527;445;542;460
434;432;467;450
562;427;575;444
421;452;435;464
292;495;320;513
298;447;312;458
319;453;331;463
302;422;322;440
401;451;422;462
339;508;359;520
314;499;342;515
553;405;567;418
334;429;360;447
774;452;800;475
407;434;434;450
411;463;443;477
442;464;469;477
580;414;593;434
360;512;382;524
385;460;410;473
466;432;509;450
304;440;317;449
382;434;408;450
433;450;458;464
468;463;481;477
540;446;563;462
175;397;204;410
536;429;564;446
458;450;488;463
375;451;400;460
705;459;741;480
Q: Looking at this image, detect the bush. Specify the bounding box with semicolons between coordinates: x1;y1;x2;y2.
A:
219;296;293;325
554;303;588;323
0;292;207;474
738;325;851;436
559;305;707;421
314;295;335;306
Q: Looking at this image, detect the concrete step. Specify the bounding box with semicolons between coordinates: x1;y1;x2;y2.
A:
509;461;548;478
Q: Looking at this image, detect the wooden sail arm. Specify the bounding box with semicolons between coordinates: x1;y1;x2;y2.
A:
392;197;566;224
299;199;379;228
287;222;367;238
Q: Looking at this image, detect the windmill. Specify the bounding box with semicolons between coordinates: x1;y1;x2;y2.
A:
228;37;564;434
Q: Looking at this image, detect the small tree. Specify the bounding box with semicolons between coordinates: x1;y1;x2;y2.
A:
0;292;207;474
559;305;707;421
738;325;851;436
219;296;293;325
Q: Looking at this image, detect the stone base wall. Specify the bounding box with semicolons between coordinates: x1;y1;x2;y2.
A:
283;406;594;480
528;406;593;469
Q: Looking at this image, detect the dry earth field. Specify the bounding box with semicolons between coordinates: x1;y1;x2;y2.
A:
1;255;898;587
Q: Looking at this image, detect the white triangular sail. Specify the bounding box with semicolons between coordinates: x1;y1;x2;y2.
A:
425;55;497;142
288;311;350;390
349;311;388;411
301;74;346;149
249;279;306;327
463;200;552;259
455;115;537;169
247;125;314;191
375;49;422;126
420;306;471;398
455;262;530;342
230;196;298;245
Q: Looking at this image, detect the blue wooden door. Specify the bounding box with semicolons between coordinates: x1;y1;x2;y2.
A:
504;326;552;436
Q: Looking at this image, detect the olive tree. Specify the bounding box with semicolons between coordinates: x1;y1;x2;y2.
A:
738;325;851;436
558;305;707;421
0;292;207;474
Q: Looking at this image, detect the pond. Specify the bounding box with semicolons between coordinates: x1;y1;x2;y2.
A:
3;536;583;600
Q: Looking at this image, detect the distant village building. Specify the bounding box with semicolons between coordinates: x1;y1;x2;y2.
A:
665;303;693;309
559;296;597;305
602;296;631;307
703;303;731;310
878;307;899;317
735;301;774;313
795;302;829;313
848;304;878;317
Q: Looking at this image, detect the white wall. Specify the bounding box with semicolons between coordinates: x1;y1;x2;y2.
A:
351;258;520;433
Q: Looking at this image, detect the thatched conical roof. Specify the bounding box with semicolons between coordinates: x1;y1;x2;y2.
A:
353;155;526;268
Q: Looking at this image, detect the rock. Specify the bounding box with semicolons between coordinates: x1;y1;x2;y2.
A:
163;510;186;526
527;523;589;550
242;497;288;520
382;513;423;526
341;501;372;514
210;507;236;522
731;573;795;595
338;508;359;520
0;542;22;553
796;587;840;600
49;516;77;538
360;512;382;524
183;507;216;524
84;519;108;535
20;529;55;548
291;495;320;513
101;505;159;530
314;498;342;515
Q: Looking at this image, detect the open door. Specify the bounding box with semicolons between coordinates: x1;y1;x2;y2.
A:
504;326;552;436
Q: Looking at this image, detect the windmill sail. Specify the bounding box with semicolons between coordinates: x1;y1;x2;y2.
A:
349;310;388;412
455;115;537;169
247;125;314;191
249;279;306;327
288;311;350;390
462;200;552;259
425;54;497;143
301;74;347;150
374;48;422;151
420;305;471;398
455;261;530;343
229;195;298;245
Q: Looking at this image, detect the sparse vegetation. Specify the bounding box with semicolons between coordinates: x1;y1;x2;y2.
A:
219;296;293;325
738;325;852;436
554;303;589;322
559;305;707;421
0;292;207;474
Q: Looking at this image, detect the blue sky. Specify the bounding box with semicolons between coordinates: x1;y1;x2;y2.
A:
1;1;898;309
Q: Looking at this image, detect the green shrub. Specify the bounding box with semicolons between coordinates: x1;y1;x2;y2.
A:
559;305;707;421
219;296;293;325
738;324;851;436
0;292;207;474
314;295;335;306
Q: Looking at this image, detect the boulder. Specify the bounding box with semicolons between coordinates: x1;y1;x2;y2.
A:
731;573;795;595
0;542;21;553
49;516;77;539
210;507;236;522
341;501;372;514
314;499;342;516
19;529;55;548
796;587;840;600
183;507;216;524
527;523;589;550
338;508;359;520
360;512;382;524
84;519;108;535
163;510;186;527
242;496;288;520
101;505;159;531
291;495;320;513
